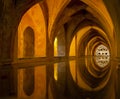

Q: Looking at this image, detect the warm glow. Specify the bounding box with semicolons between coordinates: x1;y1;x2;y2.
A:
95;44;110;56
54;64;58;81
69;61;76;82
81;0;113;38
18;3;46;58
94;44;110;67
69;37;76;56
94;56;110;68
54;38;58;56
47;0;70;40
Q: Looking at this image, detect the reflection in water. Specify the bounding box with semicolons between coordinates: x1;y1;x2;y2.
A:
18;65;46;99
94;56;110;68
53;62;66;94
54;64;58;81
0;57;119;99
70;57;111;93
69;60;76;82
23;68;34;96
53;57;116;99
94;44;110;68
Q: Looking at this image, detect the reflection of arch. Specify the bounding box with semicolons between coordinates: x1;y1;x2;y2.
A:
23;26;34;58
23;26;34;96
23;68;34;96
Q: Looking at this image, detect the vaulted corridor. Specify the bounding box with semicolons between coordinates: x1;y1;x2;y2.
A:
0;0;120;99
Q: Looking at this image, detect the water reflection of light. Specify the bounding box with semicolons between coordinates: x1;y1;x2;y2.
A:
94;56;110;68
54;63;58;81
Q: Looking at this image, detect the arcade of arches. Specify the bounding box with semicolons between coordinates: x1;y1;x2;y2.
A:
0;0;120;99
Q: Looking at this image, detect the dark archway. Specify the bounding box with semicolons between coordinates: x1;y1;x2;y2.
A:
23;27;35;58
23;27;35;96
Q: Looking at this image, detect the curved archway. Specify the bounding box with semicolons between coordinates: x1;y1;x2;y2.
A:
18;3;46;58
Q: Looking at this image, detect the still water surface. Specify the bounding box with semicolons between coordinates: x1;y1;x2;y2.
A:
0;57;119;99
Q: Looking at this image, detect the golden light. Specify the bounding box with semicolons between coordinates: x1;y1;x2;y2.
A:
54;38;58;56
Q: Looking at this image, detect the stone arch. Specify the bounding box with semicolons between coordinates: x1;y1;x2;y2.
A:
81;0;116;57
11;0;43;59
69;25;111;57
17;3;46;58
77;29;110;57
